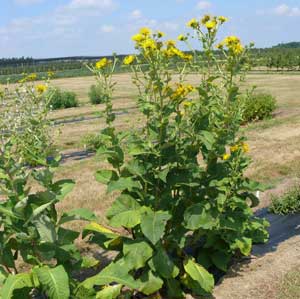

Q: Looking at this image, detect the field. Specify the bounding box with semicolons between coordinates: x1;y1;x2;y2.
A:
32;72;300;298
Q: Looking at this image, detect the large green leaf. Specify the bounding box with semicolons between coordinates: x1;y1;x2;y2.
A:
123;240;153;270
230;237;252;256
96;284;122;299
95;169;118;184
34;265;70;299
1;273;35;299
59;208;97;225
211;251;231;272
0;267;7;286
137;270;163;296
51;179;75;201
33;214;57;243
184;258;214;294
140;210;171;245
107;177;142;193
81;262;137;290
149;246;179;278
82;222;120;240
184;203;215;230
107;195;141;228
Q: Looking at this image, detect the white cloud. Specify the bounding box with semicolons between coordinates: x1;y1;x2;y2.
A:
274;4;300;16
101;25;115;33
14;0;43;5
196;1;212;10
130;9;142;19
68;0;115;9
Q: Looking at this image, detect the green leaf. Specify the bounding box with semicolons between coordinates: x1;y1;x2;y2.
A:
199;131;215;151
184;258;214;294
96;284;122;299
0;267;7;286
57;227;80;245
149;246;179;278
0;205;21;219
140;210;171;245
107;195;141;228
137;270;163;296
211;251;231;272
107;177;142;193
33;214;57;243
51;179;75;201
81;262;137;290
166;278;184;298
59;208;97;225
34;265;70;299
184;203;215;230
82;222;120;240
123;240;153;270
231;237;252;256
95;169;118;184
1;273;35;299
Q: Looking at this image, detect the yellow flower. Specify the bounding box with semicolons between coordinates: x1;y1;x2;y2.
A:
224;36;240;46
218;16;228;23
35;84;47;94
139;27;151;36
177;34;187;41
166;40;176;48
27;73;37;81
187;18;199;29
222;153;230;161
95;58;110;69
171;84;195;100
123;55;135;65
216;42;224;50
205;20;217;30
230;144;239;153
132;33;146;43
141;38;156;51
232;43;244;55
242;142;250;153
201;15;210;25
183;53;193;61
156;31;165;38
183;101;193;108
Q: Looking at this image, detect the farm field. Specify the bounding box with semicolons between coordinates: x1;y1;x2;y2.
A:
39;72;300;298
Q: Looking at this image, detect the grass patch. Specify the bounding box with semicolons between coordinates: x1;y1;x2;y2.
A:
269;185;300;215
278;266;300;299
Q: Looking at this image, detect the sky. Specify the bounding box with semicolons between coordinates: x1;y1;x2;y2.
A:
0;0;300;58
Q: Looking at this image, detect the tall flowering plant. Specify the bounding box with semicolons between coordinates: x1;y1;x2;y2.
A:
81;16;269;298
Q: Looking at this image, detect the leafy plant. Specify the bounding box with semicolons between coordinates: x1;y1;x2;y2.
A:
240;91;276;123
82;133;104;152
269;185;300;215
81;16;269;297
48;88;78;110
88;84;109;105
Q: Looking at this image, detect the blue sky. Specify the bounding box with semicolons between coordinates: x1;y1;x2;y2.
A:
0;0;300;58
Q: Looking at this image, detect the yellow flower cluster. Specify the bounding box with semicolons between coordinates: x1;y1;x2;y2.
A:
187;15;228;31
35;84;47;94
123;55;135;65
230;142;250;153
95;58;111;69
47;71;55;78
222;153;230;161
18;73;37;83
217;36;244;55
171;84;194;100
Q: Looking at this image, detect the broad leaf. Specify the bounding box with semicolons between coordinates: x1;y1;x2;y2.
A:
184;258;214;293
96;284;122;299
59;208;97;225
107;177;142;193
33;214;57;243
35;265;70;299
123;240;153;270
184;203;215;230
51;179;75;201
1;273;35;299
95;169;118;184
137;270;163;296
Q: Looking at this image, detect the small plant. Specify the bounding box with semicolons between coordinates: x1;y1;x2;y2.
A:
88;84;109;104
48;88;78;110
82;133;104;151
269;185;300;215
241;92;276;123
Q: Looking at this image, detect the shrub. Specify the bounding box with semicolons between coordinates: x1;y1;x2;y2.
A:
49;88;78;110
88;84;109;104
82;133;103;151
269;185;300;215
80;16;269;298
241;92;276;123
